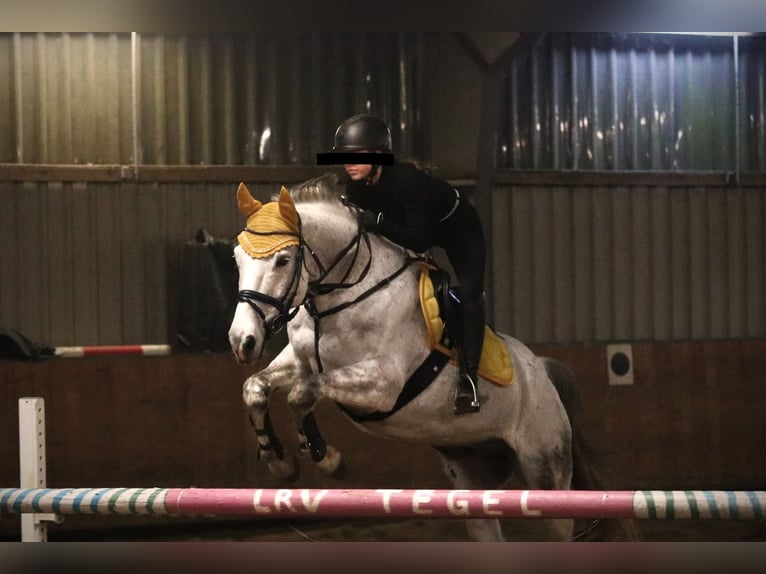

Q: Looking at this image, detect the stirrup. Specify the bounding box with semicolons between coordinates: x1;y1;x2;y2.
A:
454;373;480;415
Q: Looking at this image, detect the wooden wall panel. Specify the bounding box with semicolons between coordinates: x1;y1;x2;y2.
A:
70;182;99;343
0;184;21;329
0;348;450;537
5;176;766;348
491;183;766;343
46;182;74;342
535;340;766;490
0;179;284;348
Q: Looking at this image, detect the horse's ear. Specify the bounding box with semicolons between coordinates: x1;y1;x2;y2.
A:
237;182;262;217
278;185;299;228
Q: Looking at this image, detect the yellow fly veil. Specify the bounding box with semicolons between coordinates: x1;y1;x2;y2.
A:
236;183;301;258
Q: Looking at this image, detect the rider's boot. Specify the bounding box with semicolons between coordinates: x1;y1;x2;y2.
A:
454;294;485;415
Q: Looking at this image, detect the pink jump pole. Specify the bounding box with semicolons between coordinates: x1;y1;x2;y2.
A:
2;488;764;520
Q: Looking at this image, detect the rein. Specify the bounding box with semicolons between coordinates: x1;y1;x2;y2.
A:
309;215;374;296
306;252;419;373
301;208;421;373
237;206;420;372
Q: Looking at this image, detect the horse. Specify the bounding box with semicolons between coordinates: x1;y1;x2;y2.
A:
227;173;633;541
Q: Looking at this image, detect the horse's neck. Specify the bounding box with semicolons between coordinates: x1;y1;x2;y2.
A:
300;203;410;288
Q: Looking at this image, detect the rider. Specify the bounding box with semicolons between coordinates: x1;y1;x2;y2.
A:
317;114;487;415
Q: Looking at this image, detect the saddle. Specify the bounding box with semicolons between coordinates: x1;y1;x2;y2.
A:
419;265;513;386
340;264;515;423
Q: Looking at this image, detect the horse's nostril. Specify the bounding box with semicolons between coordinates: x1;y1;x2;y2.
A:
243;335;256;354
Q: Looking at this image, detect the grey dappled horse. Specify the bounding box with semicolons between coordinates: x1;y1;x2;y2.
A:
228;174;631;541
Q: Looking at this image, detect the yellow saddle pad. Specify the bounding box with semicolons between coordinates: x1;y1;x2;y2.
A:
418;268;513;386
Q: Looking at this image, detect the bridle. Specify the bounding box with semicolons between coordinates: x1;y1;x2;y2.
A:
236;205;417;363
235;226;307;338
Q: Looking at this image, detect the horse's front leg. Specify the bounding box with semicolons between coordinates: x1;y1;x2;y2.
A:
287;358;397;476
243;343;306;480
294;410;345;477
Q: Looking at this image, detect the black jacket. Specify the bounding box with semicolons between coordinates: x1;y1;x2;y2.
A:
346;162;466;253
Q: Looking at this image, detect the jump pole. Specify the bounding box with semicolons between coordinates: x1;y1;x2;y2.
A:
10;399;766;541
1;487;765;521
53;344;171;358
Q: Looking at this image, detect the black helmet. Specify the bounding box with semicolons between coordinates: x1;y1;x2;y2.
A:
332;115;392;152
317;114;394;165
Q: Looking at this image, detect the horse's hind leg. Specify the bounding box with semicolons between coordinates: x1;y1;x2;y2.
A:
433;442;516;542
514;446;574;541
513;410;575;541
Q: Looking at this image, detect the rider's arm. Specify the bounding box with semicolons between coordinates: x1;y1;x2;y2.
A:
376;194;434;253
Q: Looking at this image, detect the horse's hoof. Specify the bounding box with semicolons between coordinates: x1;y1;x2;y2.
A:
269;455;300;483
278;463;301;483
315;445;344;477
329;457;347;480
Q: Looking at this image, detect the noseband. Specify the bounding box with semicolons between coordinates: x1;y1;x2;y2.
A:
236;208;374;340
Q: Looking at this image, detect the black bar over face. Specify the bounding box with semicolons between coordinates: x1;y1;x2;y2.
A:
316;152;394;165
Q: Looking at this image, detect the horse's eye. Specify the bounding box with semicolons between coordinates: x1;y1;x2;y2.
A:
276;255;291;267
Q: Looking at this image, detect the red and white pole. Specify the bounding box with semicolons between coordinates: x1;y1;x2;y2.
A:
53;344;171;358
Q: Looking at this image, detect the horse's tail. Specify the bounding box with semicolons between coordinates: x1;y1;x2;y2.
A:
542;356;640;541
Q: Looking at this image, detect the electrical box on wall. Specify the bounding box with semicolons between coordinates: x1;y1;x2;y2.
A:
606;344;634;386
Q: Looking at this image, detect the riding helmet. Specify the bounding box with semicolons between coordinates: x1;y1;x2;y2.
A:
316;114;394;165
332;115;392;152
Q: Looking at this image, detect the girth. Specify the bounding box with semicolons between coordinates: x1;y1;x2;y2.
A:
338;264;455;423
339;348;451;423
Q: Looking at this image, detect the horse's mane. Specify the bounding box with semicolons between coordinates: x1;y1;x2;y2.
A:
280;172;345;203
282;163;434;203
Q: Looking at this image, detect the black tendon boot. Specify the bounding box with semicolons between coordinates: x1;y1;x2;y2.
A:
454;295;485;414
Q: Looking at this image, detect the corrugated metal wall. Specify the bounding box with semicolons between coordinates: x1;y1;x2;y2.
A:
486;33;766;344
3;32;766;348
740;35;766;171
0;32;425;165
135;33;426;165
497;33;766;172
490;182;766;343
0;32;426;347
1;33;134;164
0;181;276;346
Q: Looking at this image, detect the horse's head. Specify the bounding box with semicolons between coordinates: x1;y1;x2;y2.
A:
229;174;389;364
229;183;307;363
